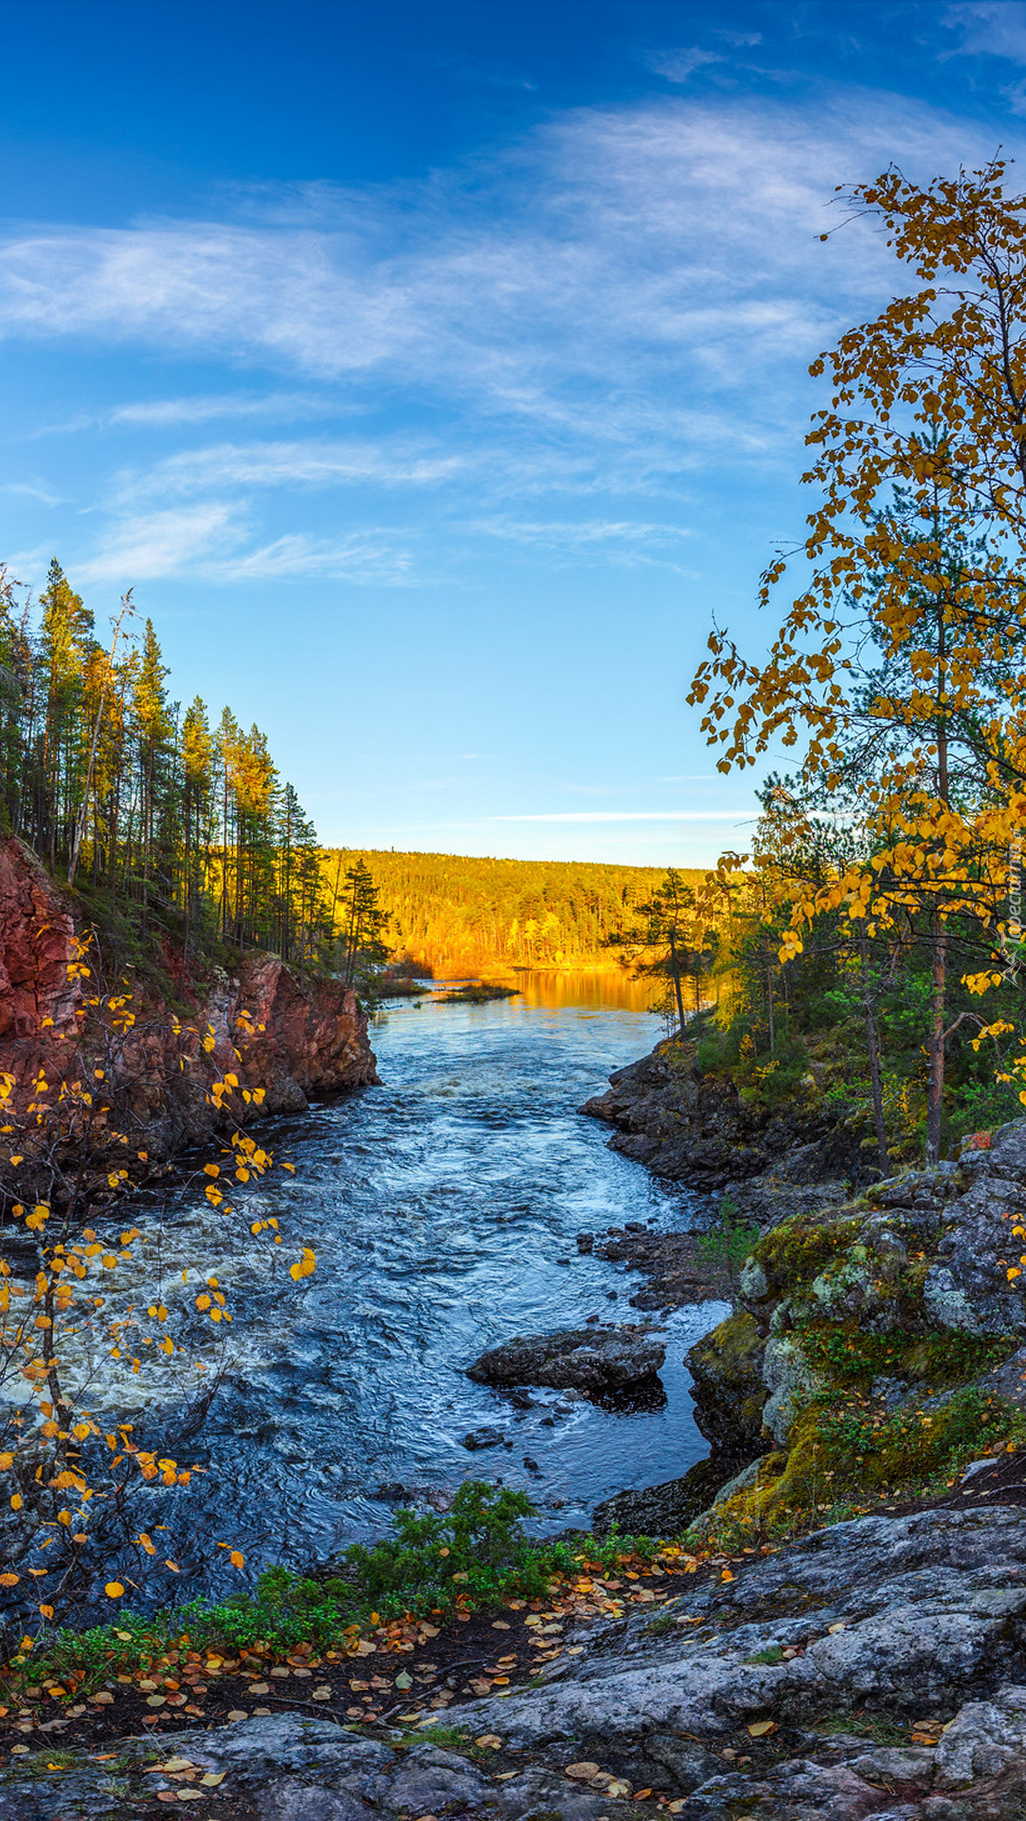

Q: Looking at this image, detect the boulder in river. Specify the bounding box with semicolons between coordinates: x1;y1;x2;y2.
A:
467;1324;665;1393
462;1426;506;1451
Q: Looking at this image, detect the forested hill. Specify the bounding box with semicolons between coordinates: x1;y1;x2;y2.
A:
320;850;701;974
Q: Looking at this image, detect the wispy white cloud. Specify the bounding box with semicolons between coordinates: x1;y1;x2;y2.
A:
0;88;1009;595
473;514;693;568
944;2;1026;63
73;504;239;583
487;809;754;822
648;47;723;83
477;517;690;545
0;93;996;459
73;505;415;588
1;478;65;506
115;438;462;502
109;391;333;428
213;529;415;584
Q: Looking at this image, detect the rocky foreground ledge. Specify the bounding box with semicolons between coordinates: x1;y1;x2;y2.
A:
7;1504;1026;1819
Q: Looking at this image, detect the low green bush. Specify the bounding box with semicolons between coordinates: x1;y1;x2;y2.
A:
4;1483;658;1693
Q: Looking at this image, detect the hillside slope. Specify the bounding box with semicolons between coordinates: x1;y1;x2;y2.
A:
321;849;698;974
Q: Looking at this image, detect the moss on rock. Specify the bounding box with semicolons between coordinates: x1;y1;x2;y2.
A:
687;1310;767;1457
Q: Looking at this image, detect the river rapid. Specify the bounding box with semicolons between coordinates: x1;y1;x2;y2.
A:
70;978;728;1606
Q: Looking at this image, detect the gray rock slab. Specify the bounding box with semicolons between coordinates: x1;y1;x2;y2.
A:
455;1508;1026;1761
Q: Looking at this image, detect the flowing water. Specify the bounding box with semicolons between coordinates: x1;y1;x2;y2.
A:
59;978;728;1603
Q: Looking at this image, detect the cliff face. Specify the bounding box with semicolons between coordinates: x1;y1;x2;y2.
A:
0;836;379;1178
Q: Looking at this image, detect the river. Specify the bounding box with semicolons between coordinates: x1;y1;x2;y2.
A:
71;978;727;1605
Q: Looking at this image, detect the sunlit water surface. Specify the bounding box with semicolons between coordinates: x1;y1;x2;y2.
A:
106;980;726;1598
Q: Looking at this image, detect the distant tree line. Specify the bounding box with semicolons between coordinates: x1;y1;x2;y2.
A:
323;850;703;975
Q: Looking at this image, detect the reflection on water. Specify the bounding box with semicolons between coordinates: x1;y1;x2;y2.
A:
102;976;722;1604
512;968;662;1014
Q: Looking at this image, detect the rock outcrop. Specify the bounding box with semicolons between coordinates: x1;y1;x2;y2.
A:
662;1121;1026;1544
591;1455;731;1537
461;1504;1026;1819
687;1309;768;1459
581;1038;860;1210
0;835;379;1191
468;1324;666;1395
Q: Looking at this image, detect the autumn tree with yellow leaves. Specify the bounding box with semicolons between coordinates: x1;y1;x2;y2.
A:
691;159;1026;1163
0;937;315;1636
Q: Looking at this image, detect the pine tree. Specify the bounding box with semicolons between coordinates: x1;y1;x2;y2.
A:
335;859;389;991
38;559;94;865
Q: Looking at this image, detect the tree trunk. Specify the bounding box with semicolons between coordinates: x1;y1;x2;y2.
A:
668;929;687;1034
926;914;946;1165
926;602;949;1167
858;922;889;1173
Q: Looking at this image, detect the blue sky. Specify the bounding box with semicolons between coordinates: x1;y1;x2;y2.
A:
3;1;1026;863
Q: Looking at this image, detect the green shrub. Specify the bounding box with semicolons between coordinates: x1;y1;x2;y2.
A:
695;1194;759;1284
341;1479;549;1617
800;1323;1019;1390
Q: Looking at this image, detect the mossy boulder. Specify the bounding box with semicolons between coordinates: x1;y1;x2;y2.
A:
686;1151;1026;1544
687;1310;767;1459
697;1384;1026;1546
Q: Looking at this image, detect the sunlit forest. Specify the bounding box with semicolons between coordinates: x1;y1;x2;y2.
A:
0;561;334;972
321;849;702;974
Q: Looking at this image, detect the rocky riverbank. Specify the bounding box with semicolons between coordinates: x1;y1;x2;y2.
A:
0;835;379;1197
581;1035;864;1220
589;1091;1026;1538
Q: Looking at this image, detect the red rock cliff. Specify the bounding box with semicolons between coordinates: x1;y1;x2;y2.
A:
0;836;379;1174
